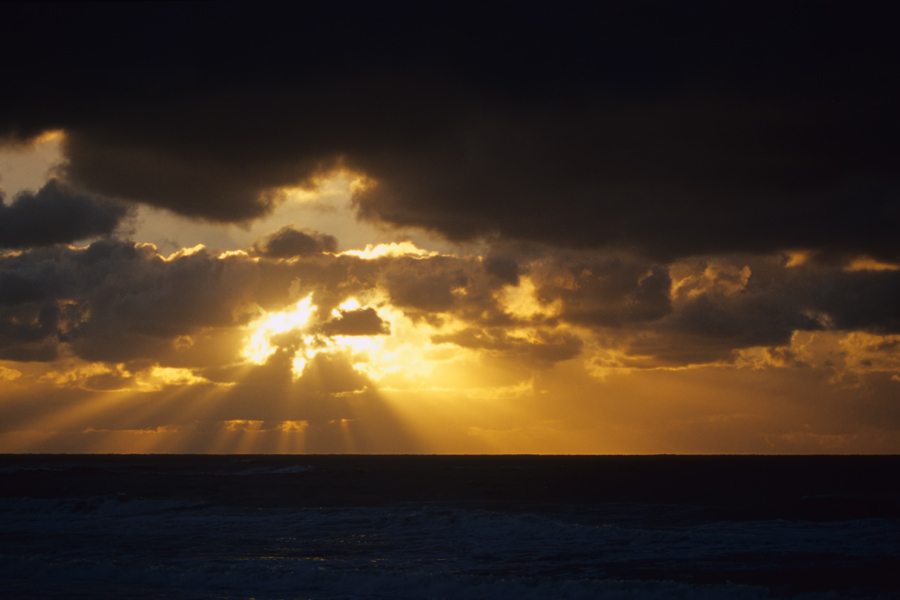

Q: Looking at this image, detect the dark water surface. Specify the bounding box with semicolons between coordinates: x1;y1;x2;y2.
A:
2;455;899;599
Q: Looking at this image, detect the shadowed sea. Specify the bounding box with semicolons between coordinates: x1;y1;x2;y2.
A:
1;455;899;599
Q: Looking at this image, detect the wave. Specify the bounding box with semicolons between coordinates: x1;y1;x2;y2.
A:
0;555;808;600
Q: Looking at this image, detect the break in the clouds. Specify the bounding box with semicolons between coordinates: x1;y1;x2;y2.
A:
3;2;899;260
0;179;130;248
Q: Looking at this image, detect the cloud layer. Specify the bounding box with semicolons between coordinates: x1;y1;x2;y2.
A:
0;179;130;248
2;238;898;373
1;235;899;452
2;2;898;260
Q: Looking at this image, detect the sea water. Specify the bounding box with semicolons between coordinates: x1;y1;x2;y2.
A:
1;455;898;599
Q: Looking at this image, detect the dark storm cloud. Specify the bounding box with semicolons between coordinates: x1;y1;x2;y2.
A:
252;227;338;258
3;2;898;258
59;130;336;222
0;179;130;248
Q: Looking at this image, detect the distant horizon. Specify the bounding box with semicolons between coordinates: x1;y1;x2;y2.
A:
4;452;899;457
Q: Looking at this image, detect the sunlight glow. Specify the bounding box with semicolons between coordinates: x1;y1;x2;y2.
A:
241;289;453;383
279;169;372;203
336;303;449;382
845;257;900;271
333;297;361;318
0;130;65;198
243;295;317;364
340;242;439;259
0;366;22;381
218;249;253;260
498;276;562;319
164;244;207;261
32;130;65;144
785;251;811;267
38;361;211;392
139;367;211;390
338;298;361;311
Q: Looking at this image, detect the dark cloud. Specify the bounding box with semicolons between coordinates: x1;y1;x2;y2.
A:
1;234;898;376
815;270;900;334
297;351;369;395
350;108;900;261
0;271;59;306
382;257;471;313
0;179;130;248
320;308;389;337
496;250;900;368
628;259;900;366
531;255;673;327
0;304;61;361
432;328;583;365
483;255;520;286
715;263;900;337
252;226;337;258
0;241;262;363
2;2;897;258
0;242;419;366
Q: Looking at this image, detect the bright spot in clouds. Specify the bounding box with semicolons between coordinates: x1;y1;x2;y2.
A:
340;242;440;259
243;295;317;367
498;276;562;319
242;290;443;384
335;298;361;315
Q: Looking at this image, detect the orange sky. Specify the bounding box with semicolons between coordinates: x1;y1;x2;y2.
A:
2;4;900;454
1;135;898;454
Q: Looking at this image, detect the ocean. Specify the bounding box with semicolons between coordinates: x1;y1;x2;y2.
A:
1;455;898;599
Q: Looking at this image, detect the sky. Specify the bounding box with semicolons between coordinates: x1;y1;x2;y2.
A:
0;1;898;454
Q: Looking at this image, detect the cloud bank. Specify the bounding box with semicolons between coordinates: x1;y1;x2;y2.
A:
2;2;898;260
